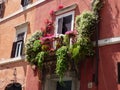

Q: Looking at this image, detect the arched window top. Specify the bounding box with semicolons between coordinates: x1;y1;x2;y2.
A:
5;83;22;90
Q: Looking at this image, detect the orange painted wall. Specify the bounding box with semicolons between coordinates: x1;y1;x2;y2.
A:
0;0;39;90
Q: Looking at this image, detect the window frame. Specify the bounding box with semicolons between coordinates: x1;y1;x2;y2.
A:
11;22;28;58
43;72;80;90
55;11;75;36
21;0;32;7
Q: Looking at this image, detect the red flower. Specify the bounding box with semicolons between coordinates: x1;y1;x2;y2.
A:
58;5;63;10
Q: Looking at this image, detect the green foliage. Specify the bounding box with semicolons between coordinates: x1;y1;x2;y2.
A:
33;40;41;51
70;43;80;63
63;35;70;46
36;51;46;69
76;11;97;38
25;31;42;64
25;0;102;82
92;0;103;14
56;46;68;82
72;10;97;62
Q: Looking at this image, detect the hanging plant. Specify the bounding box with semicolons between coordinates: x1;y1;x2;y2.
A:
36;51;47;69
56;46;68;82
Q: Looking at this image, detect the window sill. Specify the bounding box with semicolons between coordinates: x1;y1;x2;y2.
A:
0;56;25;65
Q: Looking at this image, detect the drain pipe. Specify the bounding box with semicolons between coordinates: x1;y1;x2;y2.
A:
94;19;99;86
91;0;101;86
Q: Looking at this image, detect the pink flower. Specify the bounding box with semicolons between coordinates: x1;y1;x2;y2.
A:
49;10;55;16
58;5;64;10
65;30;78;37
40;35;55;44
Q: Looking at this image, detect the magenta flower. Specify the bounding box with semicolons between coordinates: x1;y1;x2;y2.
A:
65;30;78;37
40;35;55;44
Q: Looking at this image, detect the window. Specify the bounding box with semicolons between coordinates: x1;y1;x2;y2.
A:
5;83;22;90
21;0;32;7
44;73;80;90
11;32;25;58
11;22;28;58
118;63;120;83
55;11;75;35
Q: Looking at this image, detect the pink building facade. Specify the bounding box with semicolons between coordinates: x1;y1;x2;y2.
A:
0;0;120;90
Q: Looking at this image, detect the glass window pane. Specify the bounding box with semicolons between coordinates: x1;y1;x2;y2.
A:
56;81;72;90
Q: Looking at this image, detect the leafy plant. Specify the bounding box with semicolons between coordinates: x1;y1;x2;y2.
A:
25;0;102;82
76;11;97;38
36;51;47;69
56;46;68;82
92;0;103;14
33;40;41;52
25;31;42;64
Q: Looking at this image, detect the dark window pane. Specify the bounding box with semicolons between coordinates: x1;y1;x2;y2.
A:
5;83;22;90
21;0;30;7
62;15;72;34
17;32;25;41
57;81;72;90
118;63;120;83
58;18;63;34
0;2;5;18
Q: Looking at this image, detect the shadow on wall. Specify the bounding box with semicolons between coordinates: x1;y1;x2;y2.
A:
99;0;120;39
99;44;120;90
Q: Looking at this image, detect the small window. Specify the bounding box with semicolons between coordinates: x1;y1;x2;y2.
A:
11;32;25;58
21;0;32;7
11;22;28;58
56;11;74;35
118;63;120;83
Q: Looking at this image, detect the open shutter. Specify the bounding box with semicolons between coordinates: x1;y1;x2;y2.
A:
11;42;17;58
57;18;63;34
0;2;4;18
